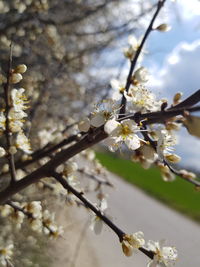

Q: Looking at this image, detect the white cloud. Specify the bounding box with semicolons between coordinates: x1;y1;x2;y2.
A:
174;0;200;20
150;39;200;100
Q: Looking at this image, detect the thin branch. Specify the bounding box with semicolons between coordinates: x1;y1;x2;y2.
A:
119;0;166;116
163;160;200;187
15;134;79;170
52;172;125;241
78;168;113;187
52;171;154;259
6;201;56;235
3;43;17;184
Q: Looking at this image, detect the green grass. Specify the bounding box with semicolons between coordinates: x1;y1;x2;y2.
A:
96;152;200;223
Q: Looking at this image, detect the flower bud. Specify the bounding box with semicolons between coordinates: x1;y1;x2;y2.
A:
10;73;23;84
0;147;6;157
165;153;181;163
15;64;27;74
173;92;182;105
9;146;17;155
2;163;9;173
63;162;78;176
78;118;90;132
155;23;171;32
179;169;196;179
122;240;133;257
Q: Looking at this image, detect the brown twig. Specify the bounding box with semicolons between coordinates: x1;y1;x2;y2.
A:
78;168;113;187
119;0;166;116
52;171;154;259
163;160;200;187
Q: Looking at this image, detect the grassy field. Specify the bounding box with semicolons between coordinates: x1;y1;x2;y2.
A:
96;152;200;223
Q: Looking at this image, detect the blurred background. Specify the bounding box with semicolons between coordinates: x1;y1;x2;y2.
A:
0;0;200;266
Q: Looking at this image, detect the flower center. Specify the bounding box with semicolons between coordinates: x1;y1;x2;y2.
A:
120;125;132;137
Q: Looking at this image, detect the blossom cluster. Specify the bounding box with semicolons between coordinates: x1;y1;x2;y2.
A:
0;201;63;239
121;232;177;266
0;64;31;158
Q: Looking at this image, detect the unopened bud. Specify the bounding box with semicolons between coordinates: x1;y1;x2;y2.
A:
78;118;90;132
173;92;182;105
155;24;171;32
15;64;27;74
10;73;23;84
63;162;78;176
122;241;133;257
165;153;181;163
179;169;196;179
9;146;17;155
2;163;9;173
0;147;6;157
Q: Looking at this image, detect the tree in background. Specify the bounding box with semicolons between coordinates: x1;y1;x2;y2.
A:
0;0;199;266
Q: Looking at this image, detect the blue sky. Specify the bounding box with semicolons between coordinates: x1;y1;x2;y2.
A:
146;0;200;169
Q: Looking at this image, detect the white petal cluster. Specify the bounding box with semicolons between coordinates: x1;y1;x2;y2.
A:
90;99;120;127
90;198;108;235
78;99;120;133
156;129;180;164
146;240;178;267
132;144;158;169
42;210;64;238
0;243;14;266
110;79;125;101
123;35;143;61
16;131;31;154
124;86;161;112
104;119;141;151
23;201;42;219
134;67;149;84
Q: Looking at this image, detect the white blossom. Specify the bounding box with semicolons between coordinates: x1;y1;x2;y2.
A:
0;205;13;217
90;99;119;127
23;201;42;219
0;112;5;130
0;244;14;266
110;79;125;101
104;119;141;151
123;35;143;61
11;88;28;112
124;86;161;112
90;198;108;235
156;129;178;161
146;240;178;267
134;67;149;84
16;131;31;154
63;162;78;176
